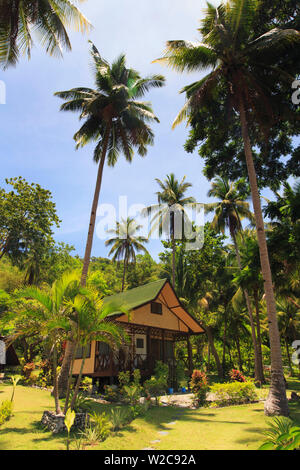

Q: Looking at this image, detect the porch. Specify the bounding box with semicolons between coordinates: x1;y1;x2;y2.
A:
91;323;194;386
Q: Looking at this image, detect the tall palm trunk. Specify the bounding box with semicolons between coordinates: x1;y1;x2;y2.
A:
63;342;78;414
52;345;62;415
235;331;243;372
222;309;227;377
70;348;88;411
81;125;111;286
231;230;263;383
58;125;111;398
285;338;294;377
253;288;265;383
170;212;176;287
122;247;128;292
203;324;223;379
238;95;288;416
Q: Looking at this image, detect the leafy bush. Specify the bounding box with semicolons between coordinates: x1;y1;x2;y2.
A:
123;384;141;405
118;371;131;388
69;392;93;413
259;416;300;450
229;369;246;383
0;400;13;426
90;412;111;441
190;370;209;406
110;407;131;431
154;361;169;383
103;384;119;402
143;376;167;404
210;381;258;406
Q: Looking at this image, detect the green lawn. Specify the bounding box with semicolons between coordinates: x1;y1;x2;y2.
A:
0;378;299;450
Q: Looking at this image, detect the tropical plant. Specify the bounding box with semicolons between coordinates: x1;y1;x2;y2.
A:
145;174;195;286
190;370;208;406
12;271;83;415
64;290;128;413
155;0;300;416
110;406;130;432
64;408;75;451
0;0;91;68
0;400;13;426
10;375;21;402
105;217;149;291
89;411;110;441
259;416;300;450
55;42;164;392
206;177;264;383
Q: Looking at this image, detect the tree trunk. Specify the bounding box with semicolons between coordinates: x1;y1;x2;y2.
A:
231;231;262;382
235;332;243;372
70;347;88;411
80;126;111;287
122;248;128;292
58;126;110;396
207;343;210;372
52;345;62;415
285;339;294;377
238;95;288;416
204;325;223;379
222;309;227;378
63;342;78;414
253;288;266;384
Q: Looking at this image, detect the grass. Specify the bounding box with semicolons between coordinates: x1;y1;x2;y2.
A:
0;377;299;450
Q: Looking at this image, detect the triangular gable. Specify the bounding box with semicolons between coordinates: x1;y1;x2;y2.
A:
157;281;204;334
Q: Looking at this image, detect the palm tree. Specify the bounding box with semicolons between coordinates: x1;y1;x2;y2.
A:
105;217;149;292
65;290;128;412
0;0;91;68
205;177;265;383
155;0;300;416
55;42;164;393
145;174;195;286
14;271;83;415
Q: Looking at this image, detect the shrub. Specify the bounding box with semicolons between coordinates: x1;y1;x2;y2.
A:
90;412;110;441
103;384;119;402
0;400;13;426
209;381;258;406
69;392;93;413
190;370;209;406
123;384;141;406
154;361;169;382
229;369;246;383
118;371;131;389
143;376;167;404
110;407;131;431
23;362;36;381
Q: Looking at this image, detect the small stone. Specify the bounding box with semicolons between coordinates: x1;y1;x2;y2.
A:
166;421;176;426
142;447;154;450
158;431;169;436
150;440;161;444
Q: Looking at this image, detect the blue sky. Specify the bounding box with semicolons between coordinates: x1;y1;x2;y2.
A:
0;1;296;261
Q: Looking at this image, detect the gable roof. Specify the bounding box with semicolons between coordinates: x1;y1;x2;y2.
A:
103;278;167;312
103;279;204;334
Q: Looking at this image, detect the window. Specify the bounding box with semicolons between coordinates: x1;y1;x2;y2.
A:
75;344;91;359
97;342;110;355
151;302;162;315
136;338;144;349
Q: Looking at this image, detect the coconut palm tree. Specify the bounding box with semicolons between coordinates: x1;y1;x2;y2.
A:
145;174;195;287
155;0;300;416
55;44;164;394
105;217;149;292
0;0;91;68
205;177;265;383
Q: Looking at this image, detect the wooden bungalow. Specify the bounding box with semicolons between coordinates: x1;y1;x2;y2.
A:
72;279;204;388
0;336;20;374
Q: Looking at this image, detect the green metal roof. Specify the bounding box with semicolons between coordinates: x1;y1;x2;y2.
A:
103;278;167;315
